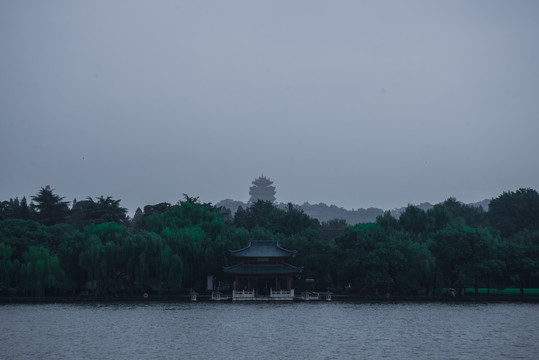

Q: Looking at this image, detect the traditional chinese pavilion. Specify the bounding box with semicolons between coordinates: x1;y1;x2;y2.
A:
249;175;276;203
224;240;303;300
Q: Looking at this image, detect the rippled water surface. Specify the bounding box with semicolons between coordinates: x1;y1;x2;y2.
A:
1;302;538;359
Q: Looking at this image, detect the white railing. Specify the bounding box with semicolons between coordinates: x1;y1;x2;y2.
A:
232;289;296;300
232;289;255;299
270;289;294;298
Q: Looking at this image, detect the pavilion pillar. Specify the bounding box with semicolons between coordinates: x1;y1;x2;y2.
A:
247;277;252;291
275;277;280;291
286;276;291;291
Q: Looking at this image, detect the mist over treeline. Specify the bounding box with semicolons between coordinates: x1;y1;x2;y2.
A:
215;198;491;225
1;187;539;298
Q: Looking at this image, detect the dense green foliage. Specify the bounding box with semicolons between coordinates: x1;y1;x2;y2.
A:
1;187;539;297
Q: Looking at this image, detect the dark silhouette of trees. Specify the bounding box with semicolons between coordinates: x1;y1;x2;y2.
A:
234;200;318;236
71;196;128;227
0;197;33;221
376;211;400;230
398;205;429;234
437;197;486;228
488;188;539;237
429;223;500;292
500;230;539;295
1;187;539;298
31;186;69;225
335;223;435;295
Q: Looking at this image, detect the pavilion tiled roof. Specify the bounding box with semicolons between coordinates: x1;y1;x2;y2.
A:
229;240;297;258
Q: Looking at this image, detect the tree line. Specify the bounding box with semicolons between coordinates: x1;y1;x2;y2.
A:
1;186;538;298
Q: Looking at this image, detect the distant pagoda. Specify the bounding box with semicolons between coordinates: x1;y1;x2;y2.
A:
249;175;276;203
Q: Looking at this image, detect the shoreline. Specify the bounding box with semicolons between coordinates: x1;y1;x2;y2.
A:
2;294;539;304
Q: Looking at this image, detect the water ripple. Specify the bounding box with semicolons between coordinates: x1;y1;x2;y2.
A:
1;302;538;359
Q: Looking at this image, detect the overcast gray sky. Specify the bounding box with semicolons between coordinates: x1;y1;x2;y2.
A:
1;0;538;214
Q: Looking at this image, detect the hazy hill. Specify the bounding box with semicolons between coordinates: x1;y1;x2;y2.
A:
292;202;383;224
215;198;490;226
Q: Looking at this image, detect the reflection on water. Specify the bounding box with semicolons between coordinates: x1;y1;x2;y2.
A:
1;302;538;359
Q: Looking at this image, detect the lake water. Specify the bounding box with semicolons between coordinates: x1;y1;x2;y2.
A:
1;301;538;359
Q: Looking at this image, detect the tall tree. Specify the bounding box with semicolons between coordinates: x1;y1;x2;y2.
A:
430;222;500;292
501;230;539;295
399;205;429;235
0;197;33;220
335;223;434;295
87;196;128;224
376;211;400;230
488;188;539;237
31;186;69;225
439;197;486;227
70;196;128;226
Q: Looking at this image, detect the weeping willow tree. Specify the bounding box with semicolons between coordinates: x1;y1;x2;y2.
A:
19;246;67;296
0;242;20;292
